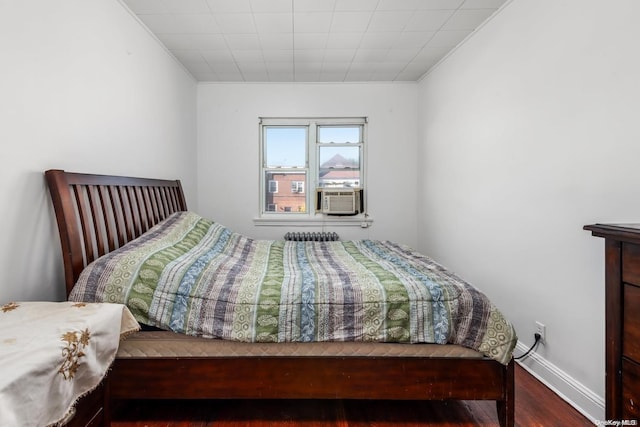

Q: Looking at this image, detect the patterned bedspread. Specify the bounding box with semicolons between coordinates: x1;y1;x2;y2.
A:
70;211;517;364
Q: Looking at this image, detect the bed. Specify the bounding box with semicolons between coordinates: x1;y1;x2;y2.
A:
45;168;517;427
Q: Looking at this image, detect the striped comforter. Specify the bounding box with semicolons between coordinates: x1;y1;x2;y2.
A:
70;211;517;364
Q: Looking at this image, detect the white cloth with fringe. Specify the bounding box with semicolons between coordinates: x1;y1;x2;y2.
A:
0;301;139;427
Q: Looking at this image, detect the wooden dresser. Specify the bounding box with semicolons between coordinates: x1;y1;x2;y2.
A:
585;223;640;420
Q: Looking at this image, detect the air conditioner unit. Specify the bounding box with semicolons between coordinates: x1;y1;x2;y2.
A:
317;188;361;215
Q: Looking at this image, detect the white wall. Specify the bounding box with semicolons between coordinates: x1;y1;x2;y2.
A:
0;0;197;303
418;0;640;420
197;83;419;244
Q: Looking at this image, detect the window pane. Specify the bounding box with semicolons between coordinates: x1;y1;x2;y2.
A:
318;146;361;188
264;171;307;213
264;127;307;168
318;126;361;143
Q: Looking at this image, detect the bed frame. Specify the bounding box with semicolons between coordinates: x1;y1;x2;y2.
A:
45;169;515;427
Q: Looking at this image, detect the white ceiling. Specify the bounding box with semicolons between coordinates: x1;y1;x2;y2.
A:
121;0;508;82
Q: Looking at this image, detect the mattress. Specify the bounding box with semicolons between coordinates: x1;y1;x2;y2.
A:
118;331;485;359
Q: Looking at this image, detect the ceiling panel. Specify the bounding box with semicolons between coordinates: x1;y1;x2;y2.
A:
122;0;509;82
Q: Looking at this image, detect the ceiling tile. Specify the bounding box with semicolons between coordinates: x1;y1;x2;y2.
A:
373;70;401;80
394;31;436;47
326;33;363;49
266;62;294;72
330;11;373;32
322;49;357;62
359;32;400;49
124;0;168;14
253;13;293;33
250;0;292;13
172;50;206;62
240;70;270;81
201;49;236;63
395;68;427;80
405;10;455;31
413;46;452;63
158;34;227;50
232;49;264;62
293;0;336;12
172;14;220;34
294;50;325;63
237;62;267;75
376;0;427;11
192;71;219;80
334;0;379;12
293;12;333;33
208;62;241;73
295;72;321;82
461;0;506;8
162;0;210;14
385;47;421;61
215;72;245;81
294;33;328;50
262;49;294;62
426;30;472;47
138;14;178;34
367;11;414;32
268;70;295;81
372;61;407;72
213;13;256;33
259;33;294;49
206;0;252;13
321;62;351;72
442;8;496;30
183;61;213;74
352;48;389;63
344;70;375;81
224;33;261;50
319;71;348;82
294;61;324;72
417;0;465;9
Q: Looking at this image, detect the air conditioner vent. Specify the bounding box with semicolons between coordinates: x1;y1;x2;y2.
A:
316;188;362;215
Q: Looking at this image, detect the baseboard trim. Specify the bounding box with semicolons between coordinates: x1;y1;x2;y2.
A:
515;341;604;423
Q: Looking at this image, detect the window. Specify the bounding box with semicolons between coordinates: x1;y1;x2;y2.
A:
260;117;366;217
291;181;304;193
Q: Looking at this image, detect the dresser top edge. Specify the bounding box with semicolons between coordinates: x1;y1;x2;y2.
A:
584;223;640;243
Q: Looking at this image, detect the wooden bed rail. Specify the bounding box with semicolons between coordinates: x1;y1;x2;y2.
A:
45;169;187;296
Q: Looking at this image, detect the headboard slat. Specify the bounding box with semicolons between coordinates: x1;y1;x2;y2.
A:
87;185;107;258
45;169;187;297
108;185;125;247
117;186;135;243
127;186;144;237
142;187;156;226
97;185;115;254
73;185;96;266
168;187;178;213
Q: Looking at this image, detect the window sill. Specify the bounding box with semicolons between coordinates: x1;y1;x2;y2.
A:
253;215;372;228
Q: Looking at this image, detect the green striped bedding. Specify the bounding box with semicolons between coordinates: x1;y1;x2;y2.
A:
70;211;517;364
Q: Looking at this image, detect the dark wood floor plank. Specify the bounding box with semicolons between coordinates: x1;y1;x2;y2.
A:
111;364;592;427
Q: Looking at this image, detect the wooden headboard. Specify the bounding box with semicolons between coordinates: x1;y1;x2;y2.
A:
45;169;187;297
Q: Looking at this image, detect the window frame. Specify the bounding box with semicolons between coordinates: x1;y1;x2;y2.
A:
258;117;367;223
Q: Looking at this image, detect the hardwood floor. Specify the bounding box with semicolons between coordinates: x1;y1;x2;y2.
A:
111;363;592;426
